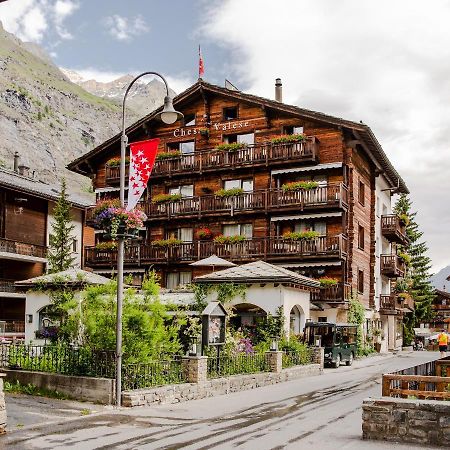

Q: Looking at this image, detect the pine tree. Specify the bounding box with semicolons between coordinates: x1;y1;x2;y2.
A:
394;195;435;341
48;179;76;273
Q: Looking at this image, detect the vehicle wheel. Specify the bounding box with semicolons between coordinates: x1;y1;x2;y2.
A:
333;354;341;368
346;352;354;366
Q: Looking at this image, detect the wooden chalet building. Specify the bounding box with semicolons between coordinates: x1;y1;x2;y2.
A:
0;157;92;339
69;79;409;349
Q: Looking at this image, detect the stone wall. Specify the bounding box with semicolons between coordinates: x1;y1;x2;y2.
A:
0;374;6;433
362;397;450;447
122;363;321;407
3;369;115;405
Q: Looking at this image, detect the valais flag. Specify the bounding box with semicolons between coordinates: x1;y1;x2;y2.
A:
126;138;159;211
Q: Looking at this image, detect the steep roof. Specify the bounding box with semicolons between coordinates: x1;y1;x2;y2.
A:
68;79;408;194
0;167;91;208
194;260;319;289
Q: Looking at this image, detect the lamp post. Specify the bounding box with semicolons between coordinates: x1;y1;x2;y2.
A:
116;72;182;407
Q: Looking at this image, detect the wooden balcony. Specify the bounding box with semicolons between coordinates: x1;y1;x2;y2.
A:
0;320;25;334
0;238;47;260
381;215;408;245
311;283;351;304
380;254;405;278
380;294;406;315
85;235;347;267
103;138;319;185
143;184;348;221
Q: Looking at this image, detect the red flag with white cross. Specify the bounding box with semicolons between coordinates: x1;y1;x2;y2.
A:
126;138;159;211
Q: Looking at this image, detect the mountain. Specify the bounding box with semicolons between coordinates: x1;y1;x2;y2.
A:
60;69;174;117
430;265;450;292
0;22;139;195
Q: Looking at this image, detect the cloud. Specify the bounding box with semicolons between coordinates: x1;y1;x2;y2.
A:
0;0;78;42
103;14;149;42
200;0;450;269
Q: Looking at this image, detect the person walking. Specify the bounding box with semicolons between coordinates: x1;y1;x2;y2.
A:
437;329;449;358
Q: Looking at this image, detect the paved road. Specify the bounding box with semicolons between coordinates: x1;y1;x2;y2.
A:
2;352;440;449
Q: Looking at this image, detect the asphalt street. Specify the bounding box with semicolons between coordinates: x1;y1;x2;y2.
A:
1;351;441;449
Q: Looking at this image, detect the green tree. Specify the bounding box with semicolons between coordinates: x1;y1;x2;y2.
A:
394;195;435;342
47;179;75;273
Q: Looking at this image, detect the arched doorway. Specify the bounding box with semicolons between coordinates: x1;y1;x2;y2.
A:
231;303;267;334
290;305;305;335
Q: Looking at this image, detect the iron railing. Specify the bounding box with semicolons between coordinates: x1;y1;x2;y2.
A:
207;353;269;378
121;359;186;390
282;349;313;369
0;238;47;259
0;344;116;378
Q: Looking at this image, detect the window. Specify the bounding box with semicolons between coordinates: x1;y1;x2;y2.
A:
167;228;193;242
318;317;327;323
284;125;304;135
72;238;78;253
294;221;326;236
184;113;196;127
376;196;380;217
169;185;194;197
222;223;252;238
167;141;195;155
358;269;364;294
224;178;253;192
166;272;192;289
359;180;365;206
224;133;254;145
358;224;365;250
223;106;238;120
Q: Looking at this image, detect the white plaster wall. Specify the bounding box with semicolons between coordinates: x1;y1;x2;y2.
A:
282;287;311;334
309;308;338;324
24;291;51;343
47;202;83;268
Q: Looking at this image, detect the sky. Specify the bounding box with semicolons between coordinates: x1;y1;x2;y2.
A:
0;0;449;272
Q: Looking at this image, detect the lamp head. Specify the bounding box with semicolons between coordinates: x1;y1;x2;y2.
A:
159;95;183;124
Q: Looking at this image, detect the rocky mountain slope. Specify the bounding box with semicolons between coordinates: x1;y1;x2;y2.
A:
0;22;159;195
430;265;450;291
61;69;174;117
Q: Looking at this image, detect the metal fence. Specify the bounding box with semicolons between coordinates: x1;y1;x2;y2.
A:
207;353;269;378
122;359;186;390
282;349;313;369
0;344;116;378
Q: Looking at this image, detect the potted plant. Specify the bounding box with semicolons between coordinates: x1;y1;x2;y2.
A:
196;227;213;240
213;235;246;244
156;150;182;160
318;277;339;288
216;143;246;152
282;231;320;241
281;181;319;192
93;202;146;240
271;134;306;144
199;128;209;137
95;241;117;251
152;193;182;204
214;187;244;197
106;156;130;167
151;238;182;247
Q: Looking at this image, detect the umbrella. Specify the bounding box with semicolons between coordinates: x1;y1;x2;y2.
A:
190;255;236;272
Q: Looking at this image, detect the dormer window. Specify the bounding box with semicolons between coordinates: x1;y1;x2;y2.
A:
223;106;238;120
184;114;196;127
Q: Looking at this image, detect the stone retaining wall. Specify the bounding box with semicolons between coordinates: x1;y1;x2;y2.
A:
362;397;450;447
3;369;115;405
0;374;6;433
122;363;321;407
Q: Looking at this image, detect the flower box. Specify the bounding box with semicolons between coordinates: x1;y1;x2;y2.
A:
214;187;244;197
106;156;129;167
151;238;182;247
282;231;320;241
152;193;182;203
216;143;246;152
213;235;245;244
196;228;213;240
156;151;181;160
318;277;339;287
199;128;210;137
281;181;319;192
95;241;117;251
271;134;306;144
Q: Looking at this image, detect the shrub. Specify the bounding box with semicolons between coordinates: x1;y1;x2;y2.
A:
156;151;181;160
152;193;182;203
318;277;339;287
398;213;410;226
281;181;319;192
106;156;129;167
213;235;246;244
214;187;244;197
216;143;246;152
151;238;182;247
271;134;306;144
282;231;320;241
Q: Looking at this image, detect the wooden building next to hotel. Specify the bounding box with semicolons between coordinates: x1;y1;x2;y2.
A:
68;78;410;350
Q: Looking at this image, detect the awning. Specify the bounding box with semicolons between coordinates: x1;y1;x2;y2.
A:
280;261;342;268
271;212;342;222
272;162;342;176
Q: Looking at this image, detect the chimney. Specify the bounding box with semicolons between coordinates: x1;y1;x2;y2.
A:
18;164;30;177
275;78;282;102
13;152;20;173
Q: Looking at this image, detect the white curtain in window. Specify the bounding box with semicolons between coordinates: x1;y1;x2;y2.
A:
166;273;178;289
237;133;254;144
314;222;327;236
179;228;193;242
181;185;194;197
179;272;192;286
241;223;253;238
242;179;254;192
180;141;195;154
223;224;239;236
224;179;241;190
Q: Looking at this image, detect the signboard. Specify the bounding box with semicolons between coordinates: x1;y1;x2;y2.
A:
173;120;251;137
201;302;227;348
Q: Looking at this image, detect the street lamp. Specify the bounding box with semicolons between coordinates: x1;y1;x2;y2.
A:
116;72;182;407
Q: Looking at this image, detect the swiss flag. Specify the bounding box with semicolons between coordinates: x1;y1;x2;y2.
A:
126;138;159;211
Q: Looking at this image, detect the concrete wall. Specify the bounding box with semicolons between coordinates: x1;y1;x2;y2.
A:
0;374;6;433
362;397;450;447
122;363;322;407
3;369;115;404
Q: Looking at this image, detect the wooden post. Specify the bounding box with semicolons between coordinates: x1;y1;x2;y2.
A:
382;375;391;397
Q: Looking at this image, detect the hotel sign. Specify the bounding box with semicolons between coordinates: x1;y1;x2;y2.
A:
173;120;250;137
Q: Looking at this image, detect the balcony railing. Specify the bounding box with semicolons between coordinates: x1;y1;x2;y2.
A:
0;238;47;259
311;283;351;304
104;138;319;185
105;164;129;184
380;254;405;278
143;184;348;220
0;320;25;334
0;279;18;293
85;235;347;267
381;215;408;244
